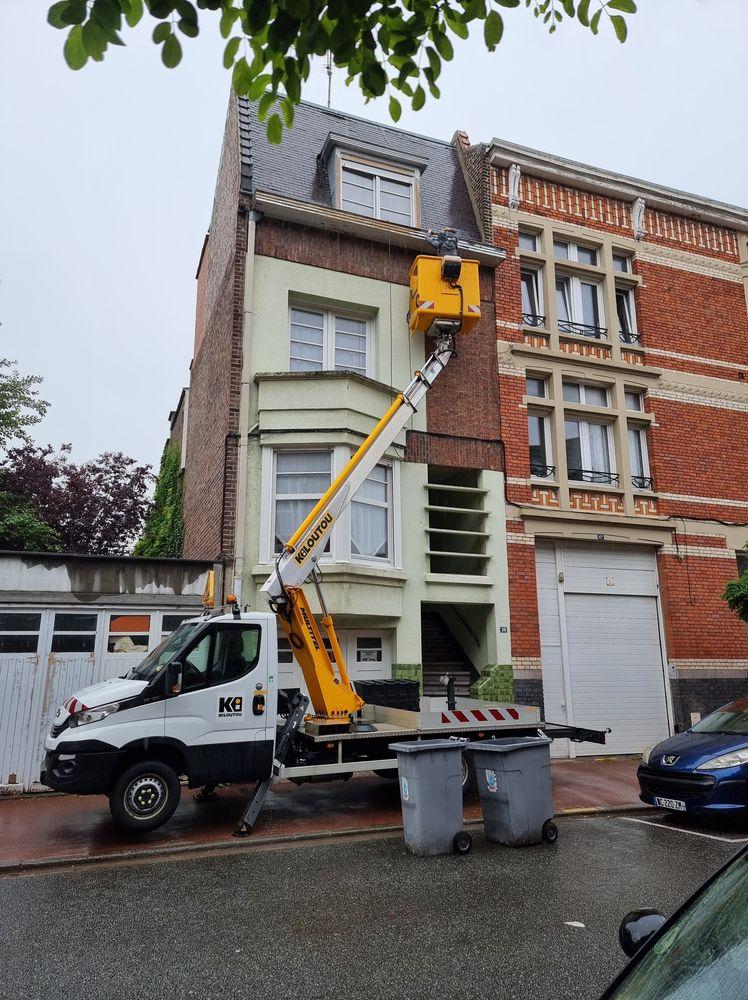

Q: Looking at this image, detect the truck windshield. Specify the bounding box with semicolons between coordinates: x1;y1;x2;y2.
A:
692;699;748;735
127;620;204;682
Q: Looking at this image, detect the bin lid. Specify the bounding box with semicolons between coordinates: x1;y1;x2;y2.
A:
466;736;551;753
388;739;466;754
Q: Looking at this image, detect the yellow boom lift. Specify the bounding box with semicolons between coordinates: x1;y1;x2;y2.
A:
260;232;481;732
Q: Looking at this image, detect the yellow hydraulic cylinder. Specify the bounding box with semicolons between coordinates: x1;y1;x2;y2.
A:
407;255;481;336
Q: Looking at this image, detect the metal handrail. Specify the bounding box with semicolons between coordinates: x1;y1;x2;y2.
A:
522;312;547;328
558;319;608;340
568;469;620;485
530;463;556;479
619;330;642;345
632;475;654;491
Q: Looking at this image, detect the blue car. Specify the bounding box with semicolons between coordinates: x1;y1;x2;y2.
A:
638;698;748;816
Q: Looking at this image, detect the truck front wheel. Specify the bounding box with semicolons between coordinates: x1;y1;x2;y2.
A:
109;760;181;833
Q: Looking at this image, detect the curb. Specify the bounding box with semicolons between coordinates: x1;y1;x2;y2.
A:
0;802;650;875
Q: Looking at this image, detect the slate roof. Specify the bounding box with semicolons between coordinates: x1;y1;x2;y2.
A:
238;97;481;243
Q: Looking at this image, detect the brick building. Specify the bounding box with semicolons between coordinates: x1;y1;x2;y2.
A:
453;134;748;752
175;94;748;754
176;96;510;700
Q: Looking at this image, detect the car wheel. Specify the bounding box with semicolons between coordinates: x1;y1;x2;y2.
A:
109;760;181;833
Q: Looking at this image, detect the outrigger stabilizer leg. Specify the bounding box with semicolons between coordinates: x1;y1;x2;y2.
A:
234;691;310;837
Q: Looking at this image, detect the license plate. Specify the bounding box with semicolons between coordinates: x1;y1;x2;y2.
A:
655;796;686;812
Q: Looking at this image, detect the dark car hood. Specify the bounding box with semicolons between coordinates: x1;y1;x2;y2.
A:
649;730;748;769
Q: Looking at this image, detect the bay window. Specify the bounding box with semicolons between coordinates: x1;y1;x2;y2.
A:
565;419;617;484
289;306;370;377
273;451;332;554
351;464;391;560
266;448;396;565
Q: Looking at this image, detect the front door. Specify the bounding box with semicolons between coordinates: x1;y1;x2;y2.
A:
165;622;270;784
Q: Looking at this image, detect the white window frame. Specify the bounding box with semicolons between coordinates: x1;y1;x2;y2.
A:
613;252;632;273
338;157;418;227
553;239;600;266
624;389;644;411
628;423;652;488
525;374;548;399
289;303;373;379
349;461;393;565
564;417;617;483
260;446;401;569
555;273;606;337
528;409;554;480
518;229;539;252
520;266;544;325
562;381;610;407
615;285;638;340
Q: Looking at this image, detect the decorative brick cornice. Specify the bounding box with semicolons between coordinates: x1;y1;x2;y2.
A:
636;241;743;282
649;381;748;413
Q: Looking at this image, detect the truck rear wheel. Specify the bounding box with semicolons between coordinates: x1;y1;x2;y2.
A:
109;760;181;833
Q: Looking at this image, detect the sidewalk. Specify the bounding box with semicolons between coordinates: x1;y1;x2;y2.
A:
0;756;644;871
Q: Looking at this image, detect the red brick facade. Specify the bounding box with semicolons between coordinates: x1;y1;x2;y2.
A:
484;148;748;726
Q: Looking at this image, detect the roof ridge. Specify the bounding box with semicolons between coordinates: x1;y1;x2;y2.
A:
237;94;454;150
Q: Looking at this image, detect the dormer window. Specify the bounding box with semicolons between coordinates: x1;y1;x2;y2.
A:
340;160;416;226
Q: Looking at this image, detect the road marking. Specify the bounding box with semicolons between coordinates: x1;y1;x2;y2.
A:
622;816;748;844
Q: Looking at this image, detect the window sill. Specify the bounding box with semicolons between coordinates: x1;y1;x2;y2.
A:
530;477;558;487
558;331;611;348
251;562;407;584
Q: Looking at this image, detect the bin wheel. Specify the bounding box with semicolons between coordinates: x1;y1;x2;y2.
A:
453;831;473;855
542;819;558;844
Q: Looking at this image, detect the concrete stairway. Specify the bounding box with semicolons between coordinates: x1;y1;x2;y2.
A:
420;610;477;697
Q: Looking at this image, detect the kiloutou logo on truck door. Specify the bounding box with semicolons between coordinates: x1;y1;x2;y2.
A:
218;696;244;718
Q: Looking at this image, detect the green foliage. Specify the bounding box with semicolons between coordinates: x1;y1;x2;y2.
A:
0;491;61;553
723;556;748;625
133;442;184;558
47;0;637;142
0;359;49;452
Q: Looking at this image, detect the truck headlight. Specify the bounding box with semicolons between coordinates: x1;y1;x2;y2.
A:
641;746;653;765
69;702;120;727
696;748;748;771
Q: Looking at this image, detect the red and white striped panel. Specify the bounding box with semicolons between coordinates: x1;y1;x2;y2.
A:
438;706;521;726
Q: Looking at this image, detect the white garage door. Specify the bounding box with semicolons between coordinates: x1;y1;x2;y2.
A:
536;541;671;756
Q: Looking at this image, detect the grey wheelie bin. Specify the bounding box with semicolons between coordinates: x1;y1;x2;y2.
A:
466;736;557;846
389;739;472;856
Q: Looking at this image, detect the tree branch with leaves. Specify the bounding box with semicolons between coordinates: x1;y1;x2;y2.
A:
47;0;636;142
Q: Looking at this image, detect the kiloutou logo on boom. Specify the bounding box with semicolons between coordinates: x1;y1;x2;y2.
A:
293;512;333;566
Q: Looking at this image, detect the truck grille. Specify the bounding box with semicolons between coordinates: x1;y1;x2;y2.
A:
638;764;716;800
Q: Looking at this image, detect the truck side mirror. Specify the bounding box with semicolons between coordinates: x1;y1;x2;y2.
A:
619;909;666;958
166;661;183;697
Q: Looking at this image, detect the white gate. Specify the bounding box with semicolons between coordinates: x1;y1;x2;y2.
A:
0;607;197;790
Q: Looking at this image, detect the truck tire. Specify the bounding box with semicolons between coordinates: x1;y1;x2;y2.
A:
109;760;181;833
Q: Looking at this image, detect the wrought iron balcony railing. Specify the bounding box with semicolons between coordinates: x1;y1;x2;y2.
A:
558;319;608;340
568;469;620;486
619;330;642;345
632;475;654;491
530;463;556;479
522;312;547;328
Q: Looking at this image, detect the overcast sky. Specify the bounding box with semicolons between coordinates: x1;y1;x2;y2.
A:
1;0;745;472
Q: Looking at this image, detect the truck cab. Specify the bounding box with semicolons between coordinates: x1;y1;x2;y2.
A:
42;610;279;831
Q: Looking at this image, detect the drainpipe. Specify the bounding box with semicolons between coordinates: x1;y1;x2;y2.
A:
232;207;262;603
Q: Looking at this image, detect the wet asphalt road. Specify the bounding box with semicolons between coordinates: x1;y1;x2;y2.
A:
1;812;744;1000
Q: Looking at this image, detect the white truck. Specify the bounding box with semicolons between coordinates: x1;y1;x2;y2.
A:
41;239;607;833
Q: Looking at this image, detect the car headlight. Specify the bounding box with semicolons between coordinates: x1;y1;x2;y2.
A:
641;746;653;765
696;748;748;771
69;702;120;727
